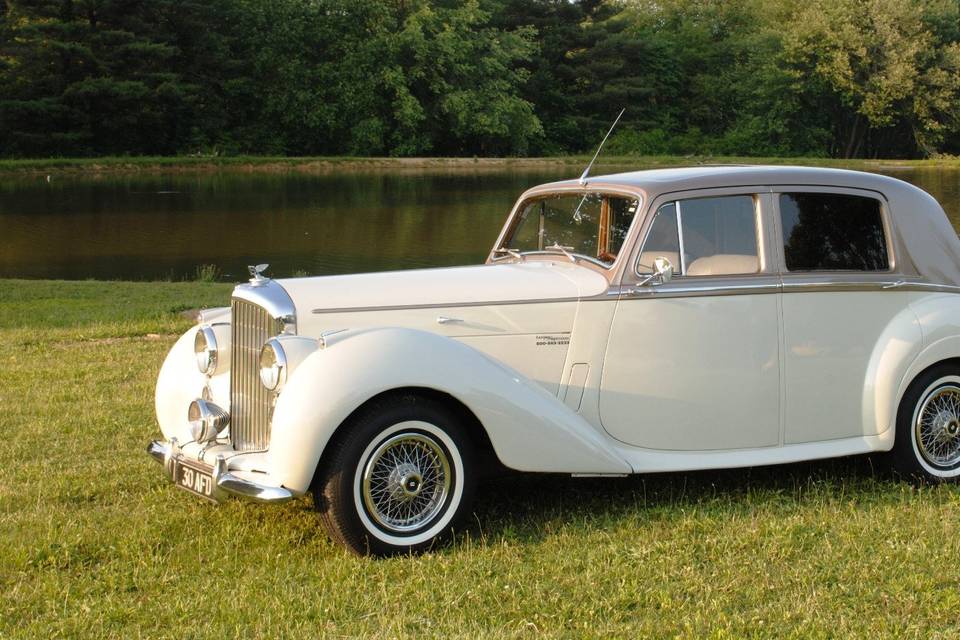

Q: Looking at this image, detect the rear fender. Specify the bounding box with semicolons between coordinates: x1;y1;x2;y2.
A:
891;294;960;435
861;304;923;448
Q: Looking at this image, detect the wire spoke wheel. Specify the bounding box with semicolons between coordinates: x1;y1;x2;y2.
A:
316;396;475;555
915;384;960;469
361;432;452;534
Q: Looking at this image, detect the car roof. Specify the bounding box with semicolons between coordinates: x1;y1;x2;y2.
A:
545;165;908;196
521;164;960;289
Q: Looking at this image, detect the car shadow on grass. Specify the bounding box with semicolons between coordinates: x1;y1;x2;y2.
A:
463;454;907;547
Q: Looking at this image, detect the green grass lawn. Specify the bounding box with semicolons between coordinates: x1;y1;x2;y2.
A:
2;279;959;638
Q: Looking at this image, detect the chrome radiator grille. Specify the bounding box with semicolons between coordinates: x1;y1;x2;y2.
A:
230;298;282;451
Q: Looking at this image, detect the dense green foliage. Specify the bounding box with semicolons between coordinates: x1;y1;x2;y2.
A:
2;0;960;158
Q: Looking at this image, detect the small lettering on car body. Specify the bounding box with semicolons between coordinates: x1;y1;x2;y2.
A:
536;334;570;347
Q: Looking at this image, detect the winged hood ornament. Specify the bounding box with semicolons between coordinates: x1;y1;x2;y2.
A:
248;263;270;285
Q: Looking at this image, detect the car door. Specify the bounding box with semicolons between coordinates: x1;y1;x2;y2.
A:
774;188;912;443
599;190;781;451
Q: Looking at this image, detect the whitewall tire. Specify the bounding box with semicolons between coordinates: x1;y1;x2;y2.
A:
892;365;960;482
312;393;475;555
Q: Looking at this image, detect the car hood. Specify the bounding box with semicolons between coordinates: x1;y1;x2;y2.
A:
278;261;610;317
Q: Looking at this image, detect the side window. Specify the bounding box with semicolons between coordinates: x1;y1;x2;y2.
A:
637;195;760;276
681;196;759;276
779;193;889;271
637;203;680;274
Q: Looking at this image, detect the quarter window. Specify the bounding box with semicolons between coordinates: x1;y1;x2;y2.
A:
638;195;760;276
779;193;889;271
637;202;680;274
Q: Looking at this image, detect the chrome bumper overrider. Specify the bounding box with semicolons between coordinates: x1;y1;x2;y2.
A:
146;439;293;504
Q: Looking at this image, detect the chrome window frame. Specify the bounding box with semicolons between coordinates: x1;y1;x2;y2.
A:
676;202;687;275
627;187;772;283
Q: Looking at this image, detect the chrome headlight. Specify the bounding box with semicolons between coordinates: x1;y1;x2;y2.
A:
194;326;218;375
187;398;230;442
259;338;287;392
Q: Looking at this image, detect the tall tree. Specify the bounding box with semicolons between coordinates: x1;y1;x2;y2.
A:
2;0;960;158
229;0;542;156
778;0;960;157
0;0;242;156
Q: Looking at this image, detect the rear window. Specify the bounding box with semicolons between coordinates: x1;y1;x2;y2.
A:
779;193;889;272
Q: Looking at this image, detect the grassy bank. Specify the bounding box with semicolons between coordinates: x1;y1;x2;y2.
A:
2;279;959;638
3;154;960;176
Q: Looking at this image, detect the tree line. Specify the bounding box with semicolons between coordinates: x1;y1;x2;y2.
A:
2;0;959;159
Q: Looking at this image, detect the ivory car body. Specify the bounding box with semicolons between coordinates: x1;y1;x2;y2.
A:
149;165;960;555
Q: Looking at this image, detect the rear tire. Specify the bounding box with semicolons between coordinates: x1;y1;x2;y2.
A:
891;364;960;483
313;393;475;556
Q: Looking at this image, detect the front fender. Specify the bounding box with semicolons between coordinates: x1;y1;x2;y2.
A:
155;327;209;442
267;327;631;493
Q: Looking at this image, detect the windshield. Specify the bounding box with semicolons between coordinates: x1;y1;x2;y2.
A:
499;193;640;266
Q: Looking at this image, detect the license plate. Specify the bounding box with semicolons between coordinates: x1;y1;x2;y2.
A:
174;459;218;502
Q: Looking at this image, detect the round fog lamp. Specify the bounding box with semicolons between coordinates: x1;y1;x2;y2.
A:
187;398;230;442
259;338;287;391
194;326;218;375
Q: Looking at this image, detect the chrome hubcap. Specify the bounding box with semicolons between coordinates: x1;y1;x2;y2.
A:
361;432;452;533
916;385;960;468
397;467;423;498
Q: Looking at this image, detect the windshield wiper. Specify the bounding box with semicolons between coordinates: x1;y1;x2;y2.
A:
544;243;577;263
571;194;588;223
493;247;525;262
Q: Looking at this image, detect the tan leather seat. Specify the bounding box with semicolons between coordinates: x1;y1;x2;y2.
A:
686;254;758;276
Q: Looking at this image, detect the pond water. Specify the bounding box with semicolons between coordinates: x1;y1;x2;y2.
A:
2;166;959;281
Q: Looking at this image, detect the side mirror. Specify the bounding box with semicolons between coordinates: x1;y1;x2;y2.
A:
636;256;675;288
652;256;673;283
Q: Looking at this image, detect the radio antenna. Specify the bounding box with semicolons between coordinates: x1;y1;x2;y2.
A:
579;108;625;186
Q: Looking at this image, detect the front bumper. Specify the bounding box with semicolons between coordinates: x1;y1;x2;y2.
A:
147;439;293;504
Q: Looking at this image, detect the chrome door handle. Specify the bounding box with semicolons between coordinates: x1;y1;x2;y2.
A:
436;316;463;325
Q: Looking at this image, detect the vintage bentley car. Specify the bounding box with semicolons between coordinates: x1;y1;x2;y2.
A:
149;165;960;555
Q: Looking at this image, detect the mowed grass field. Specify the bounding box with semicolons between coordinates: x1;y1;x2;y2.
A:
2;279;960;638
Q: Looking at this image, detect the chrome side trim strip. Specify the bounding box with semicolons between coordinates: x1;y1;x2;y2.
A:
311;278;960;314
782;281;894;293
902;282;960;294
621;281;781;299
622;279;960;299
312;298;584;314
781;280;960;294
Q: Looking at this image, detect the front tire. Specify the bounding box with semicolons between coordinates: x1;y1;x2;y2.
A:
313;393;475;556
892;364;960;483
